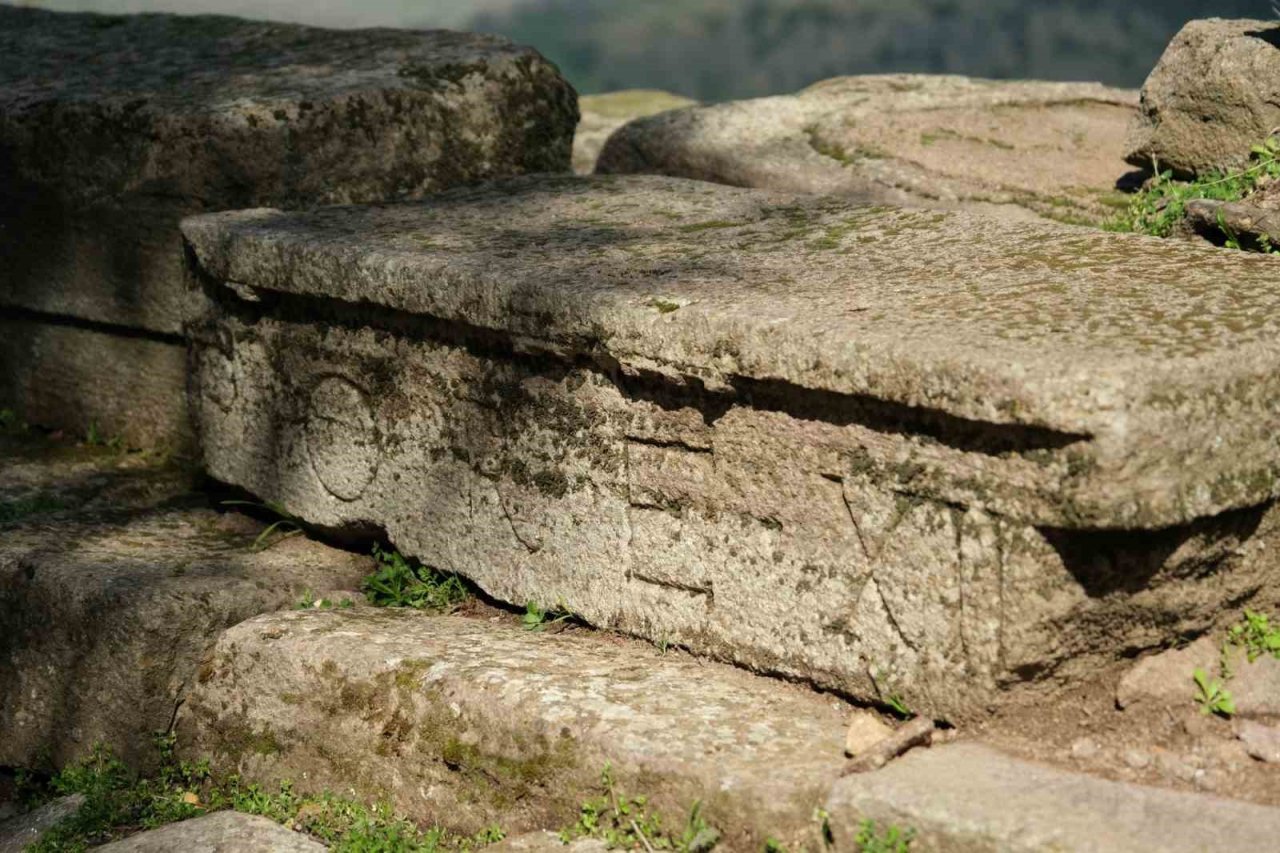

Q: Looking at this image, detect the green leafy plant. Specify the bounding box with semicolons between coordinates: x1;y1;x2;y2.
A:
560;764;720;851
84;421;125;452
0;493;68;524
854;819;914;853
884;694;913;720
294;591;354;611
25;739;501;852
219;500;305;551
1106;136;1280;245
521;601;572;632
1192;667;1236;718
1225;609;1280;664
361;544;468;611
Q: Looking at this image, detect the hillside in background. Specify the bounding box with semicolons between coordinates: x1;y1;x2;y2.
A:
18;0;1275;99
475;0;1270;99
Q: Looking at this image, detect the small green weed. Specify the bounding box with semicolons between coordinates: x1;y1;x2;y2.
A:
220;500;305;551
362;544;469;611
854;819;914;853
0;408;27;435
1192;667;1236;718
521;601;571;632
1225;609;1280;665
1106;136;1280;244
884;694;913;720
84;421;125;452
560;764;720;851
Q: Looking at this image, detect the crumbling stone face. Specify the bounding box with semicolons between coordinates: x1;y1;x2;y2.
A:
183;174;1280;719
0;5;578;335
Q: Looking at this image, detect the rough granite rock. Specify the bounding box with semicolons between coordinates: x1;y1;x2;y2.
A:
826;743;1280;852
493;832;608;853
597;74;1136;224
182;174;1280;717
176;609;849;851
0;318;190;453
1118;637;1280;717
94;812;325;852
0;437;372;771
574;90;696;174
0;5;577;336
0;795;84;853
1126;19;1280;178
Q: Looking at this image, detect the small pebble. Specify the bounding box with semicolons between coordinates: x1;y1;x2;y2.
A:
1122;748;1152;770
1070;737;1100;761
1236;719;1280;763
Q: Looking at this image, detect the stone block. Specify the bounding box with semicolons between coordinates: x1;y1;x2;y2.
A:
0;6;577;336
0;318;190;453
182;174;1280;718
574;90;696;174
95;812;325;852
176;609;849;850
596;74;1136;224
0;437;372;770
826;743;1280;852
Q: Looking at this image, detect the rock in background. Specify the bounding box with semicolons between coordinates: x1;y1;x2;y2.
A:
597;74;1136;224
1126;18;1280;178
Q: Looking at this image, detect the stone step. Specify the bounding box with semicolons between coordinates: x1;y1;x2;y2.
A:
828;742;1280;853
0;434;372;771
595;74;1137;225
182;173;1280;718
176;607;1280;852
0;317;190;453
176;608;850;851
95;812;325;852
0;4;576;444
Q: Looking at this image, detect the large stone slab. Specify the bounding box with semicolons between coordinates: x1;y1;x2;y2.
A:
95;812;325;852
0;796;85;853
597;74;1136;224
0;318;190;453
0;5;576;337
827;743;1280;852
176;609;849;850
182;174;1280;717
1126;19;1280;178
0;436;372;771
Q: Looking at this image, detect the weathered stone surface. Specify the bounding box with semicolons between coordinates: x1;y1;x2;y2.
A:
827;743;1280;852
0;5;577;335
494;832;607;853
0;318;190;453
0;795;84;853
0;439;372;771
1126;19;1280;178
597;74;1136;224
183;174;1280;716
574;90;696;174
95;812;325;852
1236;719;1280;763
177;609;848;850
1117;638;1280;717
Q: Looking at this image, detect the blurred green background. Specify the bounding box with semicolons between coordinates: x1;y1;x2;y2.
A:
14;0;1274;99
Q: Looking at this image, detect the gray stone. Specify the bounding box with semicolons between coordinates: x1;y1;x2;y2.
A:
1117;637;1280;717
0;318;191;453
0;5;576;336
1236;719;1280;763
95;812;325;852
493;831;607;852
0;437;372;771
826;743;1280;852
183;174;1280;718
0;795;84;853
597;74;1136;224
574;90;696;174
176;609;848;851
1126;19;1280;178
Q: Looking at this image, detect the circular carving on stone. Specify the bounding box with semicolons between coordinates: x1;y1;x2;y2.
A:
305;375;380;502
